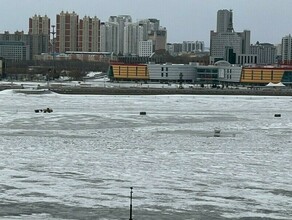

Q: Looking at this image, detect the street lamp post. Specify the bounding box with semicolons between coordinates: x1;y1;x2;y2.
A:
129;187;133;220
49;25;56;88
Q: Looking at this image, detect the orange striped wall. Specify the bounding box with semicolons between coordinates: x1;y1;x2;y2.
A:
112;64;149;80
241;68;284;84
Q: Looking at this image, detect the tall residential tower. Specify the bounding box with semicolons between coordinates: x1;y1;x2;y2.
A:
78;16;100;52
28;15;50;59
281;34;292;64
217;9;234;33
56;11;79;53
210;9;251;64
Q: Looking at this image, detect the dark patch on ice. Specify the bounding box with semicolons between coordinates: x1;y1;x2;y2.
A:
172;187;195;193
19;179;46;184
156;129;238;138
0;201;227;220
19;192;54;198
232;217;277;220
77;177;105;185
11;175;27;179
48;171;85;180
0;184;20;192
270;188;292;197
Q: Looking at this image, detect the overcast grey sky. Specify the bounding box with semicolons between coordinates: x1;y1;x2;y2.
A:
1;0;291;46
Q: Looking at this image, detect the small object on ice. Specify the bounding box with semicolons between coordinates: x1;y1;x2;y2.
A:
214;128;221;137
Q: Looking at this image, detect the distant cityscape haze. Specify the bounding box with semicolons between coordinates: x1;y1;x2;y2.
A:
1;0;292;46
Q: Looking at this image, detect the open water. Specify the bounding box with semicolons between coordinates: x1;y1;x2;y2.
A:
0;89;291;220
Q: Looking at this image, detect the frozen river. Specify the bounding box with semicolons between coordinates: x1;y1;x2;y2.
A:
0;89;291;219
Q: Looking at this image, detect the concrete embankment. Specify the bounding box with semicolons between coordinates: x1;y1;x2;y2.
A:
1;84;292;96
49;87;292;96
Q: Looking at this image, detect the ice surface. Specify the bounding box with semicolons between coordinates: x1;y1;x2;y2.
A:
0;90;291;219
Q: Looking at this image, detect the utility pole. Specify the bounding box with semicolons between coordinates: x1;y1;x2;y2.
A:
129;187;133;220
49;25;56;87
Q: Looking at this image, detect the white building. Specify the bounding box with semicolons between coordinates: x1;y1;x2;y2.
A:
123;23;143;55
100;22;119;54
139;40;153;57
109;15;132;54
216;61;242;83
148;63;197;82
182;41;204;52
250;42;276;65
281;34;292;63
167;43;182;56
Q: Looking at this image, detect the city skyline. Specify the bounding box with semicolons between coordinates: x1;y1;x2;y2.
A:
1;0;292;46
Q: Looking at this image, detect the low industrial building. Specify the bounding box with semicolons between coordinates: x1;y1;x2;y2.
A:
108;61;292;86
147;63;197;83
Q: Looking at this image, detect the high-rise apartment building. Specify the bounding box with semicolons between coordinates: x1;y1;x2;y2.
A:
250;42;276;65
139;40;153;57
148;28;167;51
56;12;101;53
210;9;251;64
100;22;119;54
124;18;165;55
166;43;183;56
29;15;50;59
78;16;100;52
281;34;292;64
138;19;160;41
56;11;79;53
105;16;166;56
217;9;233;33
109;15;132;54
182;41;205;52
123;23;144;55
29;15;50;35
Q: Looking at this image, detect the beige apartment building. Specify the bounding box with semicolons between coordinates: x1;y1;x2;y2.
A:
78;16;100;52
56;11;100;53
28;15;50;59
56;11;79;53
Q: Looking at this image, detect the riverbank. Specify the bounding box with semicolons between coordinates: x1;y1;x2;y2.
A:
49;86;292;96
1;82;292;96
